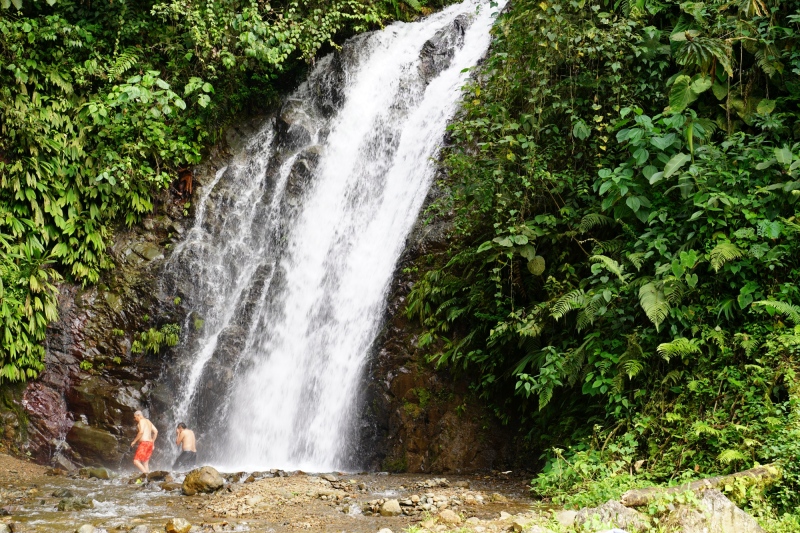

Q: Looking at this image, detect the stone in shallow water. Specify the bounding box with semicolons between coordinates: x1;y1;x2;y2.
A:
182;466;224;496
75;525;97;533
79;467;110;480
165;517;192;533
57;497;93;511
380;499;402;516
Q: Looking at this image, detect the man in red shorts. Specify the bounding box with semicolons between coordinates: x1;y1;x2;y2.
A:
131;410;159;474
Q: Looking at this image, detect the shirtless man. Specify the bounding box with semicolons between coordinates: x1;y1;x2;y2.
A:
131;410;158;474
172;422;197;471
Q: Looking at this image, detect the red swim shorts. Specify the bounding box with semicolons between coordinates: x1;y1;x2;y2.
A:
134;441;154;462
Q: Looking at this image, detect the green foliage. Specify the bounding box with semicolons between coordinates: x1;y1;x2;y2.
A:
407;0;800;518
131;323;181;355
0;0;416;381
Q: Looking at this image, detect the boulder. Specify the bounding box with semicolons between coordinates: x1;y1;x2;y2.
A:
52;488;74;498
160;482;182;492
79;467;110;480
146;471;172;482
575;500;650;532
57;497;94;511
438;509;462;525
321;473;338;482
182;466;224;496
164;518;191;533
554;509;577;527
0;524;9;533
512;517;533;531
380;499;402;517
75;526;96;533
66;422;120;465
662;489;765;533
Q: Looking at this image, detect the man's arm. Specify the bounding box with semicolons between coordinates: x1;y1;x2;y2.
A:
151;423;158;443
176;429;183;447
131;421;144;447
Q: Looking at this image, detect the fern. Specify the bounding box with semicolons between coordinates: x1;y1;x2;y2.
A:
709;241;745;272
576;296;602;331
718;449;747;464
657;337;701;362
590;255;626;281
579;213;615;233
107;47;140;80
751;300;800;324
621;358;644;380
551;289;586;320
639;282;670;331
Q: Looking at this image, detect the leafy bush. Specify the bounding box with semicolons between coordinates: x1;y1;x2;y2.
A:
408;0;800;517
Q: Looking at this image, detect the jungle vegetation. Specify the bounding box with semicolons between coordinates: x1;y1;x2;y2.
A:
406;0;800;526
0;0;431;381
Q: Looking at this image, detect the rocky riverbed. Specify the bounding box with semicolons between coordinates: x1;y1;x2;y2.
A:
0;453;771;533
0;454;537;533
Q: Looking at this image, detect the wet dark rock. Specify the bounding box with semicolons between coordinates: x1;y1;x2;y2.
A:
419;15;471;84
160;482;182;491
182;466;224;496
57;496;93;511
51;488;74;498
67;423;119;465
146;470;172;482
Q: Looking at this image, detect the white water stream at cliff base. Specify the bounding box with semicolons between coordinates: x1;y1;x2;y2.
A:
167;0;504;471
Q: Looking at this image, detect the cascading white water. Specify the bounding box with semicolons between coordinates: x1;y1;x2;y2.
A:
165;0;504;471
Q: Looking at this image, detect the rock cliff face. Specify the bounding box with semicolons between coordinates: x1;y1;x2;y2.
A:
352;178;519;473
0;17;518;473
0;193;192;470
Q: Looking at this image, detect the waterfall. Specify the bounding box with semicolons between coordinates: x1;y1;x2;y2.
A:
164;0;504;472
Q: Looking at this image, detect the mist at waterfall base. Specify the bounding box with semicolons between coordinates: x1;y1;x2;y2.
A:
162;0;504;473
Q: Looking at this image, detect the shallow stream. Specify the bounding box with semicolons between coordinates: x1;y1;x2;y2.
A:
1;468;535;532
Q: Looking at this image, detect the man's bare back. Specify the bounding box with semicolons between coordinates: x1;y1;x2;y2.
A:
177;428;196;452
138;418;157;442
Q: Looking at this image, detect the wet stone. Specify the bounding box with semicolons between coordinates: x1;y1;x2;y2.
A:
165;518;192;533
57;497;94;511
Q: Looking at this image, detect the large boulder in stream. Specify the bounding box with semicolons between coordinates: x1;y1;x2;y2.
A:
182;466;224;495
575;500;650;532
662;489;764;533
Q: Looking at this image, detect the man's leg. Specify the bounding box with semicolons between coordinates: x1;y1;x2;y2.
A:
143;459;150;474
133;459;147;474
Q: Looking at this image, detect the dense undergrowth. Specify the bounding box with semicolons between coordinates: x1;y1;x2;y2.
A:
407;0;800;526
0;0;441;381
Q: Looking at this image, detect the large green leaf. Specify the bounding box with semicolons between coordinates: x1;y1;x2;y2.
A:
663;153;692;178
669;75;698;112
